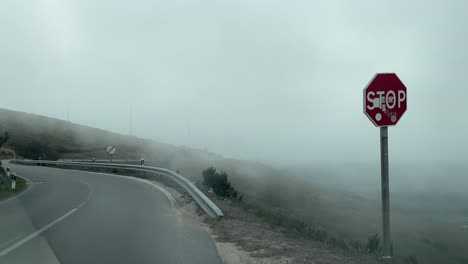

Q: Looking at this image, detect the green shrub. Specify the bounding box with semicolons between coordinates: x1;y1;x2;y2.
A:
212;171;231;196
202;167;242;201
366;233;382;255
202;167;217;187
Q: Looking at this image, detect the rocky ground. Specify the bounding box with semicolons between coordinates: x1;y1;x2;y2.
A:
164;184;384;264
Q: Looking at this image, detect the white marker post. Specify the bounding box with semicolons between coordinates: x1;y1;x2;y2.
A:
11;173;16;190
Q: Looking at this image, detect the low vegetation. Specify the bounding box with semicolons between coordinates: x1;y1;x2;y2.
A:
202;167;243;201
366;233;382;255
201;167;429;264
0;165;28;200
201;167;388;256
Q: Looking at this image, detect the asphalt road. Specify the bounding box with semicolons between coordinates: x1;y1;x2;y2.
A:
0;163;222;264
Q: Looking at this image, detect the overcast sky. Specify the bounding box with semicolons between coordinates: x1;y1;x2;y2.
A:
1;0;467;166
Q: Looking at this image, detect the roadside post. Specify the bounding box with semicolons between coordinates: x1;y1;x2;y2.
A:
140;158;145;166
363;73;407;259
11;172;16;190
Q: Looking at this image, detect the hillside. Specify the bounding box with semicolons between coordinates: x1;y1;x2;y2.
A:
0;108;327;214
0;109;327;220
2;108;463;264
0;108;285;183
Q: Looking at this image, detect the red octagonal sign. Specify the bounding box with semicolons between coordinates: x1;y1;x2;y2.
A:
363;73;407;127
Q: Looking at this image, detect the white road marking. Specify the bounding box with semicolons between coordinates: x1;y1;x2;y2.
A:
0;172;93;257
0;166;174;257
142;179;176;209
0;233;26;250
0;207;77;257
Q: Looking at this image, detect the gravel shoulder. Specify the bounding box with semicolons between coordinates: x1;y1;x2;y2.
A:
161;183;383;264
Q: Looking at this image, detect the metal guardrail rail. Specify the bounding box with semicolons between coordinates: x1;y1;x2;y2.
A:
10;160;223;218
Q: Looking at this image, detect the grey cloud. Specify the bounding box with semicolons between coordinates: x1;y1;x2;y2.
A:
1;0;467;166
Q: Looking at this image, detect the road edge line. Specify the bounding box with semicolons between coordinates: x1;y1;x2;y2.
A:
0;206;79;257
95;172;177;209
0;173;93;257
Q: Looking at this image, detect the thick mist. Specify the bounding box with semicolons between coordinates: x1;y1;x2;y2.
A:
2;2;467;262
1;0;468;167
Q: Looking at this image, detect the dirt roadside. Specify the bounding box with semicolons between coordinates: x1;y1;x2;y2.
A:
158;181;383;264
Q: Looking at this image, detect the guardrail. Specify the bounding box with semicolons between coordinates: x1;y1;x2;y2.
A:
10;160;224;218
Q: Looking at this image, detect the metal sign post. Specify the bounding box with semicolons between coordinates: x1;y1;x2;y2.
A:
380;127;390;257
363;73;407;259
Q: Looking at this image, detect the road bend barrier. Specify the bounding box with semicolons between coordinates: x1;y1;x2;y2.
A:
10;159;224;218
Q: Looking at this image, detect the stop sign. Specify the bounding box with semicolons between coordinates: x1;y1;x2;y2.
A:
363;73;407;127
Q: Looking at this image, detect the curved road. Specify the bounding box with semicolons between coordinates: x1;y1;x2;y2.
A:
0;163;222;264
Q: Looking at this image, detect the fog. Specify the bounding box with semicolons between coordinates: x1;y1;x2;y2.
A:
1;0;467;166
2;3;468;262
